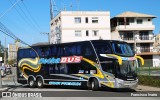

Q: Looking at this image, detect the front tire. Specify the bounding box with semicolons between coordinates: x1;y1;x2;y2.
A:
91;78;99;91
36;78;43;88
28;78;36;88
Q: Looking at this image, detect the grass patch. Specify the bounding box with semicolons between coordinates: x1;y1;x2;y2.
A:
138;75;160;87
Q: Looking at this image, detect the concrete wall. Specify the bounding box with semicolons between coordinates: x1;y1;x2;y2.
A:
153;55;160;67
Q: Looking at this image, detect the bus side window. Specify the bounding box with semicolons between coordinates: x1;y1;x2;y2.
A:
60;64;68;74
29;49;37;58
18;50;24;59
67;64;79;74
79;61;97;74
63;47;71;56
85;47;92;56
23;49;30;58
51;46;57;56
101;61;115;74
40;47;50;57
49;65;55;74
70;46;76;55
55;64;60;74
57;46;63;57
77;45;82;55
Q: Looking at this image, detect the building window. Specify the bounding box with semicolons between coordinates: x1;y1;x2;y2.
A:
92;17;98;23
137;19;143;24
93;30;99;36
75;30;81;37
129;18;134;23
75;17;81;23
85;17;88;23
86;30;89;36
51;23;53;26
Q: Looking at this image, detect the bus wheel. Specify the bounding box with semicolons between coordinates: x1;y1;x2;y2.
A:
36;78;43;88
28;78;35;88
91;78;99;91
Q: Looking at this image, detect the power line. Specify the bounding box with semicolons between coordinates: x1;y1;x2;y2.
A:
22;1;42;32
7;0;40;33
0;22;30;46
0;0;22;19
16;1;41;33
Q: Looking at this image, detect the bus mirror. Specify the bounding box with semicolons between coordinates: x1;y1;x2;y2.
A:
135;56;144;66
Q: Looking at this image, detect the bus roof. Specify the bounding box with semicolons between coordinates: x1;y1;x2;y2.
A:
18;40;127;50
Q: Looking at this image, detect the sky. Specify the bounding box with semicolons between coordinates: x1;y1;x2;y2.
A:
0;0;160;46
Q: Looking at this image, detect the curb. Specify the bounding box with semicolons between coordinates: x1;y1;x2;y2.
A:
0;87;9;92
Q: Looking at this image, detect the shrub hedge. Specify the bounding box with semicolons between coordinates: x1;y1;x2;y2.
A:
138;75;160;87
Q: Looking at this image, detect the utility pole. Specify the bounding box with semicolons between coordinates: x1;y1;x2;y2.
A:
4;37;6;65
50;0;53;20
40;32;50;44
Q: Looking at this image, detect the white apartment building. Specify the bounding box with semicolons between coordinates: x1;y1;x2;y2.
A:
111;11;160;67
50;11;111;44
8;42;20;61
154;34;160;47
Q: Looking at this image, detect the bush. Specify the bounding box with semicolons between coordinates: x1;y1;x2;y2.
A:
138;75;160;87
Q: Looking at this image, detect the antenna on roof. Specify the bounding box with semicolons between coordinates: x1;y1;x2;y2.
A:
50;0;59;19
50;0;53;20
70;3;73;11
76;0;80;11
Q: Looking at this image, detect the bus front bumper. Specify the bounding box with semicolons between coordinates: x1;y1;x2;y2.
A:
115;78;138;89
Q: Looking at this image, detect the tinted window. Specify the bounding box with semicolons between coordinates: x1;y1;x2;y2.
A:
40;47;50;57
29;49;37;58
23;49;30;58
49;64;68;74
51;46;57;56
101;61;115;74
18;49;24;58
111;42;134;56
92;41;112;56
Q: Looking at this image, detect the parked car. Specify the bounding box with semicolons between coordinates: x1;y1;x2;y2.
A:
5;65;12;75
0;66;6;77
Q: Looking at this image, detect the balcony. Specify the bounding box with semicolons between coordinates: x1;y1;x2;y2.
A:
136;48;160;55
122;37;134;43
137;36;154;43
140;48;151;52
112;23;155;31
122;36;154;43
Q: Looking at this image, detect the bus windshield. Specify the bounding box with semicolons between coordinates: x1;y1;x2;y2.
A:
111;42;134;57
117;60;137;76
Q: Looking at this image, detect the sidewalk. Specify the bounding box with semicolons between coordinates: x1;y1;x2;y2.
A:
0;87;9;92
136;85;160;91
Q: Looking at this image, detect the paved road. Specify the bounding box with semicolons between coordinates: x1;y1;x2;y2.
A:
0;85;160;100
0;67;160;99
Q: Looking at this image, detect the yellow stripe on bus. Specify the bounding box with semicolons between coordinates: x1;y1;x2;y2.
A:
106;54;122;65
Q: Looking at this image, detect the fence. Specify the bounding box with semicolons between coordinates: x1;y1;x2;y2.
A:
136;59;160;76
